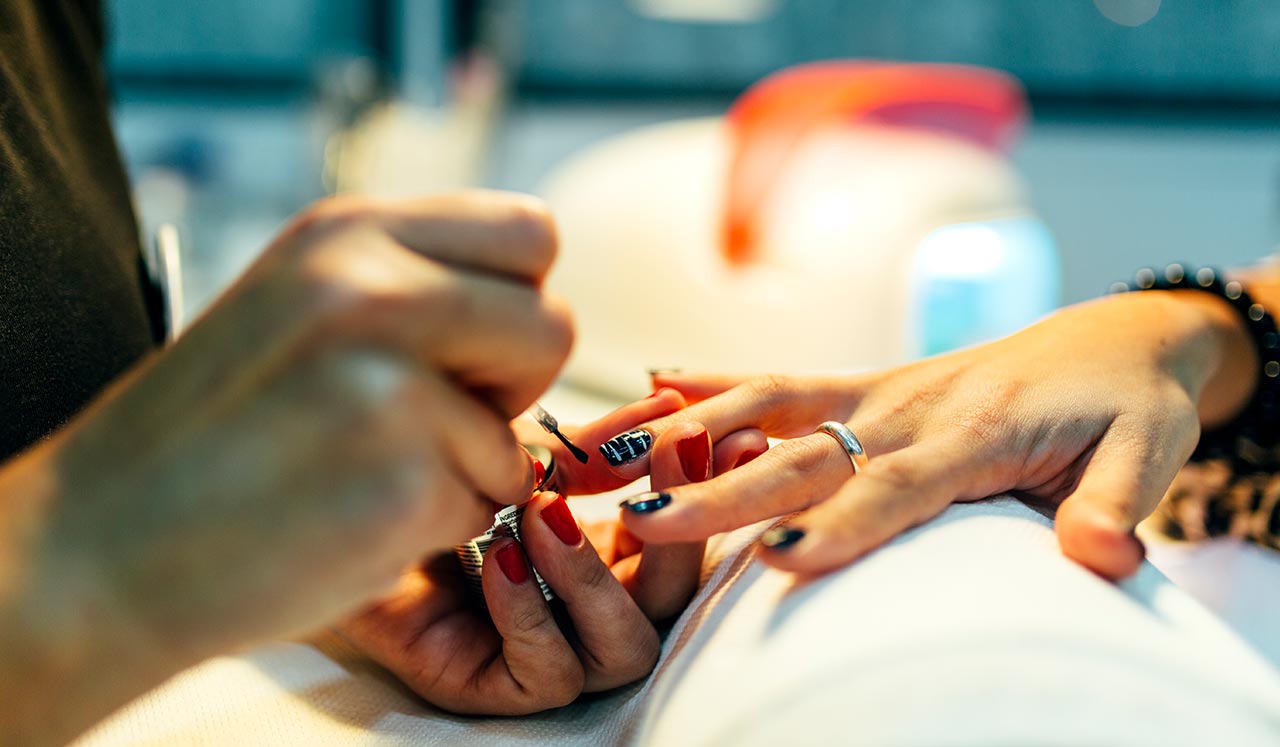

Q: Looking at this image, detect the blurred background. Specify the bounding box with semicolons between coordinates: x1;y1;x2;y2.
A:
108;0;1280;326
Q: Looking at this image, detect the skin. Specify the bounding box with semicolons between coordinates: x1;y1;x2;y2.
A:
340;388;768;713
0;191;578;745
609;278;1270;583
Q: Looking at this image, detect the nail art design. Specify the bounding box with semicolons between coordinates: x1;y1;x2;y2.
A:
761;526;805;550
599;429;653;466
620;491;672;514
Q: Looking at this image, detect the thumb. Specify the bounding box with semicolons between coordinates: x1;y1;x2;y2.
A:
1055;493;1147;581
624;421;711;620
1055;417;1196;581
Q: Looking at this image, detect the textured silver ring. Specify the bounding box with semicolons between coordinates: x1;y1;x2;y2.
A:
815;421;869;475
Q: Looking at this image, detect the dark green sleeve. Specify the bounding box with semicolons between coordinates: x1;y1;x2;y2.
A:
0;0;160;460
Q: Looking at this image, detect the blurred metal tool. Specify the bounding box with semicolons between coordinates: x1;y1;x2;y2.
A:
142;223;186;342
529;403;589;464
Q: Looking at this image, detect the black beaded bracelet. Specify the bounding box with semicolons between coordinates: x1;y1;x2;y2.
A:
1110;264;1280;470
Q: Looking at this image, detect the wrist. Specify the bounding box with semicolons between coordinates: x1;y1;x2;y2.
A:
1142;289;1256;429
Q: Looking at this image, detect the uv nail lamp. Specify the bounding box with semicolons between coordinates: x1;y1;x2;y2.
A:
542;62;1059;398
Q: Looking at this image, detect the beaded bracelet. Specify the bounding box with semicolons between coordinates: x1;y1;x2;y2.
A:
1110;264;1280;470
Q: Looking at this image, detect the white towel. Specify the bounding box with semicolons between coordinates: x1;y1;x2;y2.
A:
75;496;1280;746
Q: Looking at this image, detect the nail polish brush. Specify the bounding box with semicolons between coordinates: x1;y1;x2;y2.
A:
530;402;590;464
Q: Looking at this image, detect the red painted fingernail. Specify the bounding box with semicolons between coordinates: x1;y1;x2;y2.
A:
734;447;767;469
676;428;712;482
495;543;528;584
646;386;675;399
531;457;546;488
540;493;582;546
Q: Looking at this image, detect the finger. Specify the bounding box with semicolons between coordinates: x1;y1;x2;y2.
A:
375;191;559;285
545;387;688;495
612;524;645;560
649;371;748;403
581;520;621;564
478;538;585;711
325;237;574;418
412;370;536;505
1056;416;1198;581
756;440;973;574
408;269;574;416
628;422;711;621
519;492;660;692
712;428;770;474
598;374;857;482
619;431;854;543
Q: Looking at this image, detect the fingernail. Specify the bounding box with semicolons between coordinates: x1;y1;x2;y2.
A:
733;447;767;469
676;428;712;482
620;491;672;514
531;457;546;489
495;542;529;584
599;429;653;466
540;493;582;546
645;386;675;399
647;367;683;377
761;526;805;550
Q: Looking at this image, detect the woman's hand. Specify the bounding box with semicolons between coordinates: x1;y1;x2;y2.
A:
339;392;767;714
338;491;662;714
0;192;572;743
603;290;1255;581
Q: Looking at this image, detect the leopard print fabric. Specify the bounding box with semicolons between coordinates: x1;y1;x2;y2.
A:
1150;458;1280;551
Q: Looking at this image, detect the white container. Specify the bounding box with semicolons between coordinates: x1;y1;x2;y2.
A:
542;117;1058;398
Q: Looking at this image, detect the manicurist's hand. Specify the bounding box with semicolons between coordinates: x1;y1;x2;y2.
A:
0;192;572;744
602;290;1256;582
341;391;768;714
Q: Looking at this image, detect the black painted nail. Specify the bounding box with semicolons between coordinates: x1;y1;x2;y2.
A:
761;526;806;550
620;491;672;514
599;429;653;466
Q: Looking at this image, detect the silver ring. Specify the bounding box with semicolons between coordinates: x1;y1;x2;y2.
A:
815;421;869;475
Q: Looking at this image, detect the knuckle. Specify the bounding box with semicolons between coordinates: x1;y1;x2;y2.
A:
294;194;377;237
867;457;917;492
776;435;839;478
294;242;431;329
572;554;616;593
747;374;797;407
508;603;554;638
619;629;661;680
539;665;585;708
943;396;1012;450
500;197;559;268
317;347;414;409
404;268;469;322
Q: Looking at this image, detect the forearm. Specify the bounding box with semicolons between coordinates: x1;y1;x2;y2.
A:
0;446;184;746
